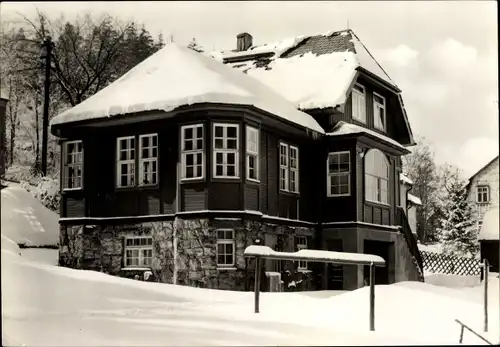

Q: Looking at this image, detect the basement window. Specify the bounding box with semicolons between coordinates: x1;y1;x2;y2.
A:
124;237;153;267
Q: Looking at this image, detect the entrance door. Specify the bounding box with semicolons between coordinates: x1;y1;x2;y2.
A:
326;239;343;290
363;240;390;285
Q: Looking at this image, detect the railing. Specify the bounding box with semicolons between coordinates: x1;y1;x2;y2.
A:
455;319;493;345
396;207;424;274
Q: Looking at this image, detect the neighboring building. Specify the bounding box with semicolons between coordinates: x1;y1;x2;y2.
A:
50;29;423;292
478;204;499;273
466;155;500;232
0;89;8;178
399;173;422;239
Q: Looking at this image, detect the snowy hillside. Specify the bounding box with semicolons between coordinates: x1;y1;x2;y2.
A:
1;183;59;247
2;245;498;346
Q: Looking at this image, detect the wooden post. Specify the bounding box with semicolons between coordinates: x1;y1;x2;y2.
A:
484;258;489;332
369;261;375;331
254;257;261;313
459;325;464;344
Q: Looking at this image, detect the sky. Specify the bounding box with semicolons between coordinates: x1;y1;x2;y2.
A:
1;1;498;177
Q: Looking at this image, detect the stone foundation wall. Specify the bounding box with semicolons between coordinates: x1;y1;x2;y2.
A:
58;217;316;291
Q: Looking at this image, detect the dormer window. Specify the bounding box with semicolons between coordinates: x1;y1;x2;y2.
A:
373;92;386;131
352;83;366;123
477;186;490;203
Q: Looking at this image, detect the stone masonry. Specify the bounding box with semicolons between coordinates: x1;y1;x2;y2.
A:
58;217;316;291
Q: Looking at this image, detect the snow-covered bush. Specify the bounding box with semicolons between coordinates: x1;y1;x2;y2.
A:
32;177;60;212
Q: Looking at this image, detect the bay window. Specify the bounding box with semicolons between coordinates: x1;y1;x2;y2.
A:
117;133;158;188
117;136;136;188
279;142;299;193
63;140;83;189
373;92;386;131
327;151;350;196
181;124;204;180
213;123;239;178
246;126;259;181
352;83;366;123
365;149;389;204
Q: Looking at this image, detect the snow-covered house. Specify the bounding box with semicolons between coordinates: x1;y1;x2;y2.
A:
398;173;422;239
466;155;499;232
50;29;422;292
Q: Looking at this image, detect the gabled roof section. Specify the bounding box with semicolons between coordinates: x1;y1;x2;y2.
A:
467;155;499;185
50;43;324;134
221;29;414;145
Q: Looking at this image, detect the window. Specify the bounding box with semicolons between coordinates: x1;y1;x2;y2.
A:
63;141;83;189
279;143;289;191
279;142;299;193
213;123;239;178
477;186;490;203
139;134;158;185
327;151;350;197
365;149;389;204
352;83;366;123
296;236;308;270
217;229;235;267
181;124;204;180
246;126;259;181
117;136;136;188
124;237;153;267
290;146;299;193
373;92;386;131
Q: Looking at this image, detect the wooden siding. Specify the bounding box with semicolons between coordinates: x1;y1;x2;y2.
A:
267;133;278;216
364;203;391;225
182;185;206;212
245;184;259;211
208;182;240;210
65;197;85;217
260;129;268;213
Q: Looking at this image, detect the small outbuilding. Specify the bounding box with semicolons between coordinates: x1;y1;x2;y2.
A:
478;204;499;273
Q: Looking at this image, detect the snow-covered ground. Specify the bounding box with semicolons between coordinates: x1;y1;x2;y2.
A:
2;184;499;346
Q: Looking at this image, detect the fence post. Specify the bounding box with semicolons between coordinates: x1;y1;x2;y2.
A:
459;324;464;344
369;261;375;331
254;257;261;314
484;258;489;332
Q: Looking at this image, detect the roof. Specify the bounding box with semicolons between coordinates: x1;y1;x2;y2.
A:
467;155;499;187
408;193;422;206
50;43;324;134
244;245;386;266
221;29;399;111
327;121;408;152
400;173;414;186
478;204;499;241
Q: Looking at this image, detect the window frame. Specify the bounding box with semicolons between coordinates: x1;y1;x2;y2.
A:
373;91;386;132
279;142;300;193
476;185;490;204
296;236;308;270
352;83;366;123
181;124;205;181
246;126;260;182
289;145;299;193
216;229;236;268
124;236;153;268
63;140;83;191
116;135;137;188
327;151;351;197
279;142;289;191
364;149;390;205
213;123;240;179
138;133;158;186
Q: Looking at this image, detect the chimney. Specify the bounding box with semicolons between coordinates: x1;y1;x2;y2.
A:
236;32;253;51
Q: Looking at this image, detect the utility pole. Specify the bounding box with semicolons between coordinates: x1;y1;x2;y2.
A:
40;36;53;176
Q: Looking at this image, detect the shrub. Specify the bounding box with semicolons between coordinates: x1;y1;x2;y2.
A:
32;177;60;212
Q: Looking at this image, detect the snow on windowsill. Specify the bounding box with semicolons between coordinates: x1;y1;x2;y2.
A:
217;267;237;271
298;269;312;273
120;267;152;271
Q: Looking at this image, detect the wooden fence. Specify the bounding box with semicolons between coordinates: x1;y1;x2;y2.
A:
420;251;481;276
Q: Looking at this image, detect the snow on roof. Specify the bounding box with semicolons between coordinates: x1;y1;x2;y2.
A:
478;205;499;240
238;51;358;110
327;121;407;151
400;173;414;185
244;245;386;266
408;193;422;206
349;32;396;88
223;30;399;111
50;43;324;134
